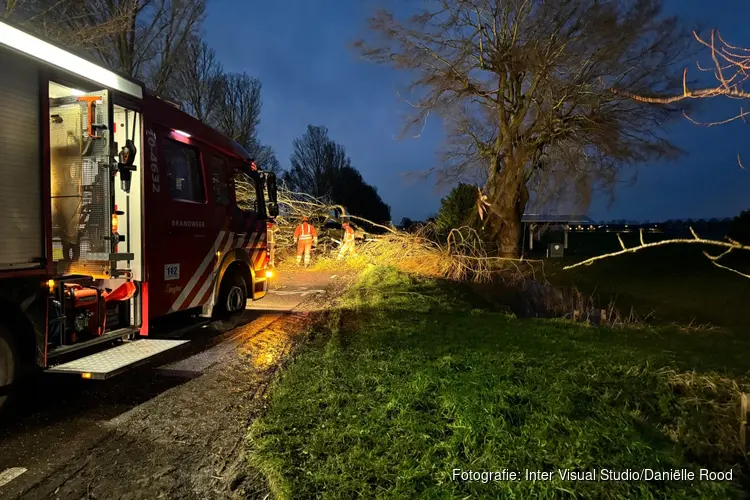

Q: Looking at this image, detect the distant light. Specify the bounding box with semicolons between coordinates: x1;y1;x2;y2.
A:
173;130;191;138
81;372;92;379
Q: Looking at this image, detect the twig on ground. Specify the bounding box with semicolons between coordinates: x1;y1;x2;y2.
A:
564;227;750;279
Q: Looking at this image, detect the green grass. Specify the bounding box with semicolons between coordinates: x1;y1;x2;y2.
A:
248;266;750;499
547;245;750;333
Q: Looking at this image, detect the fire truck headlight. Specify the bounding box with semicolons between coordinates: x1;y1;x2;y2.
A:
265;270;274;279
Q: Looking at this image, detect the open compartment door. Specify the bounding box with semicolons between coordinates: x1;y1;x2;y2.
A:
49;82;112;277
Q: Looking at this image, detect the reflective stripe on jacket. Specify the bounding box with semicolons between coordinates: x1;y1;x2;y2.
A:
294;222;317;241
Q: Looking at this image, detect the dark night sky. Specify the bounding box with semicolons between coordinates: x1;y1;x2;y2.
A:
204;0;750;223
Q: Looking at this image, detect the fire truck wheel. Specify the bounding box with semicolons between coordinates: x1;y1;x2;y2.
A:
216;273;248;318
0;325;18;415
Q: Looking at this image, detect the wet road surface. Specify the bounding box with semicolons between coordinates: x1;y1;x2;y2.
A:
0;269;343;499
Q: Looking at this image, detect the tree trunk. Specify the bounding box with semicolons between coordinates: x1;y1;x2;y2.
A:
485;162;529;258
492;196;524;257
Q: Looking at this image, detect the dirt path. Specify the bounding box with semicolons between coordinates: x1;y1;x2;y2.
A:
1;269;351;500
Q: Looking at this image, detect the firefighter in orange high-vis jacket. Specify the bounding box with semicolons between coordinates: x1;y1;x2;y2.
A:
266;220;277;267
338;221;357;260
294;216;318;267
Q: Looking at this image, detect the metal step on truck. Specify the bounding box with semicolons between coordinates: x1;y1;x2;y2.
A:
0;19;279;414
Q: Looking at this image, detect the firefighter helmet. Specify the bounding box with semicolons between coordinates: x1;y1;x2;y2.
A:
302;216;309;222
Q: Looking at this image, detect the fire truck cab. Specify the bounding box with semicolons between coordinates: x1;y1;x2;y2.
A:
0;20;278;412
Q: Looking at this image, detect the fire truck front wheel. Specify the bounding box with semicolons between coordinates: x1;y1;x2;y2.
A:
0;324;18;416
215;273;248;319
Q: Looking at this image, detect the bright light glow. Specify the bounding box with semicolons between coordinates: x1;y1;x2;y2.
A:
70;89;85;96
81;372;92;379
46;279;55;292
173;130;191;138
265;270;274;279
0;21;142;99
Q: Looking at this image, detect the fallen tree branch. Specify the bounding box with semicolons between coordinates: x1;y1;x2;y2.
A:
614;30;750;105
564;227;750;279
238;181;538;282
613;29;750;169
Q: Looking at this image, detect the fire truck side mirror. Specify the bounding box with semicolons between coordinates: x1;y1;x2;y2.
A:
265;172;279;217
268;202;279;218
266;172;278;204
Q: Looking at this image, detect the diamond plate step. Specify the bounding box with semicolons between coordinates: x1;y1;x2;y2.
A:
46;339;189;379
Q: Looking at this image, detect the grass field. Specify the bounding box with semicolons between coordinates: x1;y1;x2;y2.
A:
247;266;750;499
547;245;750;333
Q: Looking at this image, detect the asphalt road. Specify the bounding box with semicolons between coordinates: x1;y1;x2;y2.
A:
0;269;341;499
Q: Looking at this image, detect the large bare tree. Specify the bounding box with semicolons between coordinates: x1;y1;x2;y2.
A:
139;0;205;95
214;72;262;147
355;0;691;256
283;125;392;225
173;36;224;122
210;72;281;172
284;125;348;198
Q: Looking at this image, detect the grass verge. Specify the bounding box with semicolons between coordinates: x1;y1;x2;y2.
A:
548;246;750;333
248;266;750;499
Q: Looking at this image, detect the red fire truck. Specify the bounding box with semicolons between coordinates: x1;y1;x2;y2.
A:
0;20;279;412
